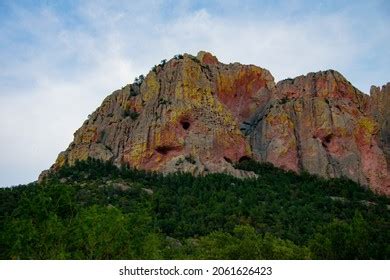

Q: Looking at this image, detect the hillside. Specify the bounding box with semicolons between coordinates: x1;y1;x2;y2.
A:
2;159;389;259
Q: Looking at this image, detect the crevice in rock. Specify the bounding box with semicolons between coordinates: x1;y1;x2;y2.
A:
156;146;176;155
320;133;334;148
181;120;190;130
242;99;273;136
290;103;303;170
224;157;233;164
238;156;251;163
324;134;333;144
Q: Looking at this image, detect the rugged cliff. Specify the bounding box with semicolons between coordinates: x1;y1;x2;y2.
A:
43;51;390;195
250;71;389;194
370;83;390;166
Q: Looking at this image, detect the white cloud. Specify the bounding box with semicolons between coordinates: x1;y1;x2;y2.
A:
0;1;388;186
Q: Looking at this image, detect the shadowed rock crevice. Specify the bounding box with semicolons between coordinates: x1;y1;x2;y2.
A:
223;157;233;164
180;120;190;130
322;134;333;148
239;156;252;163
155;146;177;155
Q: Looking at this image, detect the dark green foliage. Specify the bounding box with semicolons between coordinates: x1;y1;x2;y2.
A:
123;109;140;120
129;83;141;97
184;155;196;164
168;226;311;260
134;75;144;85
151;59;167;73
280;97;289;104
0;159;389;259
174;54;184;60
190;56;200;63
129;111;140;120
158;98;170;106
130;89;138;97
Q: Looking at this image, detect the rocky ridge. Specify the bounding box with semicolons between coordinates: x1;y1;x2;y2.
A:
43;51;390;195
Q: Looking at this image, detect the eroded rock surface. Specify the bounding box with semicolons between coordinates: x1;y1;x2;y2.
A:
250;71;389;194
370;83;390;166
43;51;390;195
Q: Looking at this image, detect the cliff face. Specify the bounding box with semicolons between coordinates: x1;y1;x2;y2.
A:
45;51;390;195
250;71;389;194
370;83;390;167
52;52;274;178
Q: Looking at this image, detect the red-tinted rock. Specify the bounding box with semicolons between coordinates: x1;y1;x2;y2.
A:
250;71;389;195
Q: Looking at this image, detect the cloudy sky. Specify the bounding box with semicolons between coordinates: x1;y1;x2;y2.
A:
0;0;389;186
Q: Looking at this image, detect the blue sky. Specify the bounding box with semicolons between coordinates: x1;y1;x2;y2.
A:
0;0;389;186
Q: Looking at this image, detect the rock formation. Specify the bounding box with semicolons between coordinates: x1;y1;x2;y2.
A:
250;71;389;195
42;51;390;195
370;83;390;166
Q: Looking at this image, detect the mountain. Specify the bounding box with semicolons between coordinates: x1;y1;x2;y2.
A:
41;51;390;195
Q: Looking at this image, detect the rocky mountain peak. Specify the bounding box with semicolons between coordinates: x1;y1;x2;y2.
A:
42;52;390;196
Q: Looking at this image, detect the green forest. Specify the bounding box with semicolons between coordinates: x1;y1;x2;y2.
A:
0;158;389;259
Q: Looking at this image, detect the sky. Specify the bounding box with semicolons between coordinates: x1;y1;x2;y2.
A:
0;0;389;187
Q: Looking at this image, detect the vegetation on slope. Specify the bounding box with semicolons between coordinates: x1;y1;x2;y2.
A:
0;158;389;259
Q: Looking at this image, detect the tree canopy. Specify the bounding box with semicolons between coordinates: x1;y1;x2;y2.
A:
0;158;388;259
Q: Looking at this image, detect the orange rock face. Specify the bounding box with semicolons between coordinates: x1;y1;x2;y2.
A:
46;51;390;195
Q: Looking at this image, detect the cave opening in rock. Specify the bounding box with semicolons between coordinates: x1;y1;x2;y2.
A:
156;146;173;155
324;134;333;143
321;134;333;148
239;156;252;163
181;121;190;130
